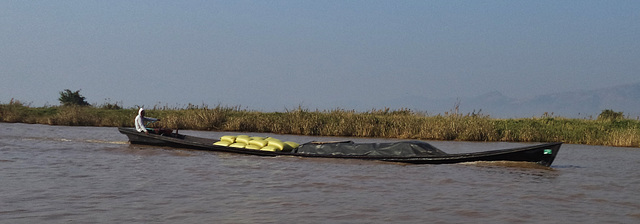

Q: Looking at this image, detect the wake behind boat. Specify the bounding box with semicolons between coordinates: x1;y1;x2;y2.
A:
118;127;562;166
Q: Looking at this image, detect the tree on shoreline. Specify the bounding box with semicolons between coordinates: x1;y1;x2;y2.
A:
598;109;624;121
58;89;90;106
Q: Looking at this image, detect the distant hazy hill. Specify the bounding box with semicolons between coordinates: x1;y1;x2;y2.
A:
383;82;640;118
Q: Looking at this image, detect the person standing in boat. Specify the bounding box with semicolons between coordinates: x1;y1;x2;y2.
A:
135;108;160;134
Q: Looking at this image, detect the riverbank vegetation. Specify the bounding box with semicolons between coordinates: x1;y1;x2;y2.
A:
1;99;639;147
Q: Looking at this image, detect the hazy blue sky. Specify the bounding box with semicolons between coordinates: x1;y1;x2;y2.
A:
2;0;639;111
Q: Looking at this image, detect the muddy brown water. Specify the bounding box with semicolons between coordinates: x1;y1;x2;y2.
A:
1;123;639;223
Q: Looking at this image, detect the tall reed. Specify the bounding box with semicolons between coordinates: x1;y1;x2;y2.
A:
1;102;639;147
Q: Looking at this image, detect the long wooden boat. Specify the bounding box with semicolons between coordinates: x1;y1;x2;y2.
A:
118;127;562;166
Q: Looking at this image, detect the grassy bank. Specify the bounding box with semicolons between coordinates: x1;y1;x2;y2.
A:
2;101;639;147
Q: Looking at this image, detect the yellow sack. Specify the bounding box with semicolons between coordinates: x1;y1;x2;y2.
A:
245;144;262;150
229;143;246;148
249;139;268;148
267;139;285;151
282;141;299;152
235;136;251;145
213;141;232;147
220;136;236;143
260;145;280;152
284;141;300;148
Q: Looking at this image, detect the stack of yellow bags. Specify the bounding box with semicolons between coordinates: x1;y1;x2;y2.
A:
213;135;299;152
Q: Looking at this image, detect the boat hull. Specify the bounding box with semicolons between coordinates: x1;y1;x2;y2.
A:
118;127;561;166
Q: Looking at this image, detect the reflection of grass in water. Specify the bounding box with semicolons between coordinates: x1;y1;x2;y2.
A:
2;101;639;147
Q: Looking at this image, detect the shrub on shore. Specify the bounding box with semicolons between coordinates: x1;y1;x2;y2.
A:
58;89;90;106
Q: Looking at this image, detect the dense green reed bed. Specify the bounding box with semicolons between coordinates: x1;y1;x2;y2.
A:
2;102;639;147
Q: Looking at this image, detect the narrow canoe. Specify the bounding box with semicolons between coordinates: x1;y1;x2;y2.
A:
118;127;561;166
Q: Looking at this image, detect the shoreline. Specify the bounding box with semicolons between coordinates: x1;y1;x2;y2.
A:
1;103;639;148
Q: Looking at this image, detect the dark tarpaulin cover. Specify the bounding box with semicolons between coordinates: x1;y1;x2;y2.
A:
294;141;447;157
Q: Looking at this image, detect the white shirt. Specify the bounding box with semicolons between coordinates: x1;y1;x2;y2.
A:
135;114;158;132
